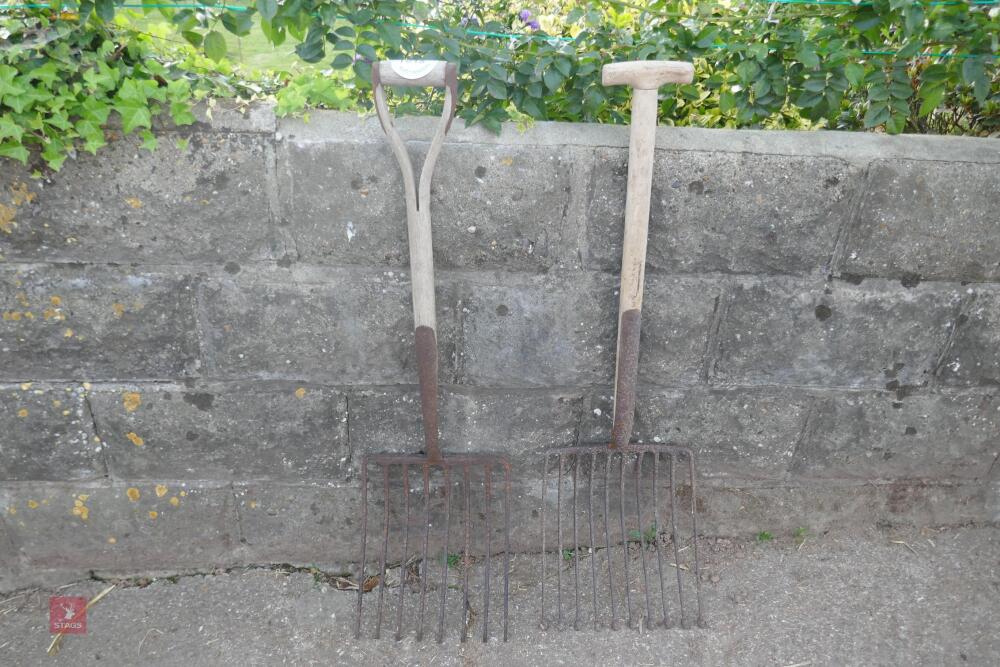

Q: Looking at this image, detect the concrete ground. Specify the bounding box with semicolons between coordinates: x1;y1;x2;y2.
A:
1;525;997;666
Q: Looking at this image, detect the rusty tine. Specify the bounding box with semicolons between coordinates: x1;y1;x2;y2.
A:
588;452;598;631
540;455;548;630
436;466;451;644
556;454;564;628
572;455;581;630
483;465;492;643
653;453;670;628
635;453;653;627
375;466;391;639
604;453;617;630
462;465;471;644
668;451;686;628
503;464;511;642
395;465;410;640
416;466;431;641
618;455;632;628
355;459;369;639
687;450;706;628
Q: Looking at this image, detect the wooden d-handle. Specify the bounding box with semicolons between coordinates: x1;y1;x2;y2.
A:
602;60;694;89
372;61;459;463
602;60;693;450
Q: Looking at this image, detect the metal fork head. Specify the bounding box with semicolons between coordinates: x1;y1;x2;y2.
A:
354;453;512;643
538;443;705;631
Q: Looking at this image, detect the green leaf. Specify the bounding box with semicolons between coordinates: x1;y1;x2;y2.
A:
542;67;563;92
140;129;158;152
170;101;196;126
719;90;735;113
845;63;865;87
918;86;944;117
356;44;377;62
95;0;114;22
332;54;354;69
116;102;152;134
486;78;507;100
0;116;25;143
962;57;988;103
222;11;253;37
204;31;227;62
796;47;820;69
256;0;277;21
863;103;890;128
0;141;29;164
182;31;202;48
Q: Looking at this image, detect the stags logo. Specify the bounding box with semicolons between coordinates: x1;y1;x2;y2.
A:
49;596;87;634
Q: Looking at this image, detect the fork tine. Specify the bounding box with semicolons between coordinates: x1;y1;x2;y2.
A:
668;451;686;628
375;465;391;639
461;465;471;643
436;466;451;643
588;451;598;630
483;464;492;643
395;464;410;640
572;455;581;630
619;454;632;627
540;454;548;630
503;464;511;642
355;458;369;639
556;453;564;628
653;453;670;628
604;453;617;630
686;450;706;627
635;452;653;627
417;465;431;641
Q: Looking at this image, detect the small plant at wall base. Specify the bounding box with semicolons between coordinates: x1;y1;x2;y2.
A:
0;1;997;171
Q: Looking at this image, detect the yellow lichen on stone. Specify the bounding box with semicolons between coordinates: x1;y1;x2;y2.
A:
148;510;158;520
126;487;141;501
155;484;168;497
17;408;27;418
169;496;180;507
27;500;39;509
107;536;117;544
50;296;62;307
126;432;145;447
15;292;29;307
10;182;35;205
249;500;258;509
295;387;307;399
125;197;143;209
20;382;31;391
0;203;15;234
112;302;126;318
123;391;142;412
63;328;74;338
179;490;187;497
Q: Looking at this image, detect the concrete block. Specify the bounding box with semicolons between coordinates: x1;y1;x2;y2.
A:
0;383;102;481
235;483;358;565
278;140;576;271
713;278;962;389
457;272;615;387
0;134;284;264
0;481;237;571
585;148;858;274
841;159;1000;282
89;382;349;481
199;268;459;383
0;265;200;380
579;387;811;480
937;289;1000;388
349;386;583;461
793;391;1000;480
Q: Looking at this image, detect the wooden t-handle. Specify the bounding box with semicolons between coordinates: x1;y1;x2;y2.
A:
602;60;693;450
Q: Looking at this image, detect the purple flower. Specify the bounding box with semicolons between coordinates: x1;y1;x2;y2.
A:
527;19;540;30
519;9;532;22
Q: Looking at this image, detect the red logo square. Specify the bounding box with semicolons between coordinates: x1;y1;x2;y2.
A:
49;596;87;634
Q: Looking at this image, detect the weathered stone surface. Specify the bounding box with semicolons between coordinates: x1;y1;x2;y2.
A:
713;278;962;389
89;382;349;481
0;265;200;380
0;383;102;481
199;268;459;383
937;289;1000;388
585;149;858;274
0;482;237;571
793;391;999;480
841;160;1000;282
278;139;576;271
235;483;358;564
349;387;582;460
0;134;284;264
579;387;811;479
457;272;615;387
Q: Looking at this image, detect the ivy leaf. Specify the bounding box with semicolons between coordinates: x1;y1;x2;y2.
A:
0;116;25;143
0;141;29;164
170;101;197;126
140;129;158;152
204;31;228;62
116;101;153;134
256;0;278;21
